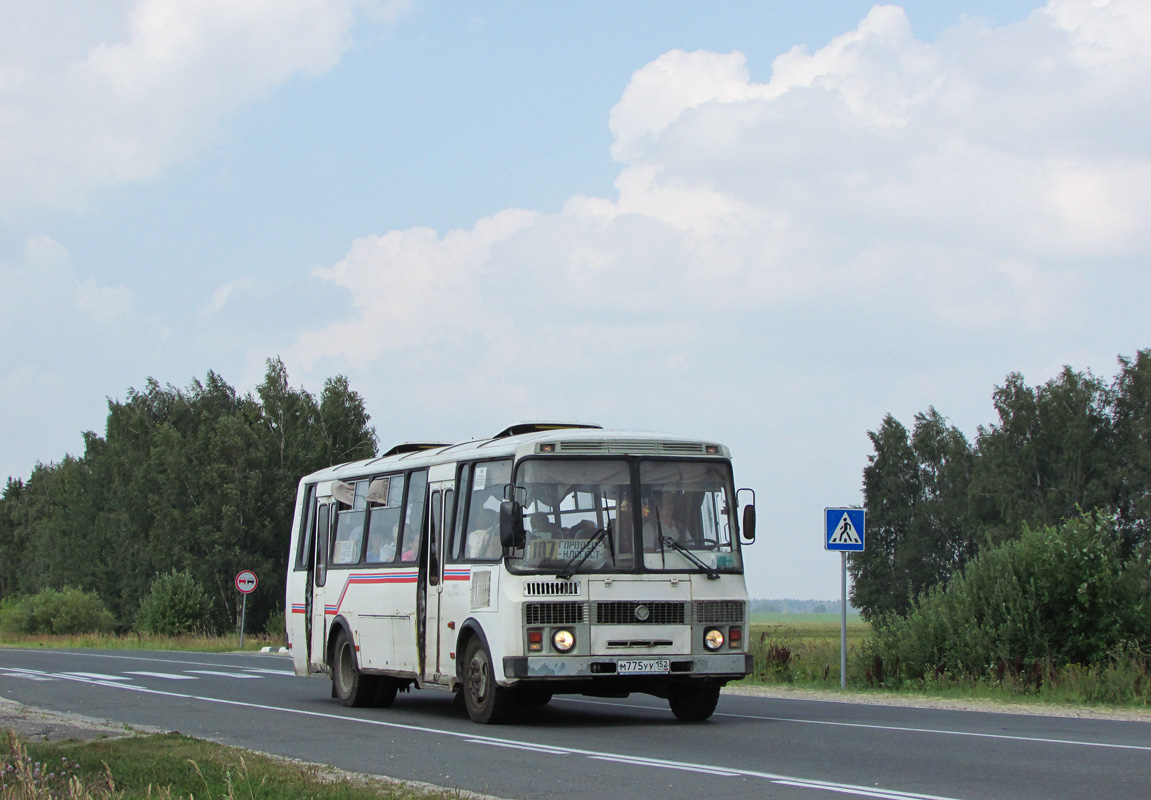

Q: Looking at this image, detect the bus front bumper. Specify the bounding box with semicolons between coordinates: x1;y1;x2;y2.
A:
503;652;752;680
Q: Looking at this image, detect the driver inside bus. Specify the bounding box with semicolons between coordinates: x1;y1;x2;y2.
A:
641;491;688;551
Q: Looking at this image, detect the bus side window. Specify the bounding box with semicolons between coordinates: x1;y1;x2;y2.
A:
463;459;511;561
399;470;428;563
428;489;442;586
295;484;316;571
331;481;368;566
365;474;403;564
315;503;330;587
448;465;471;562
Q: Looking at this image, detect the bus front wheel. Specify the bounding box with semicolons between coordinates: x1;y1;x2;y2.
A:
668;682;720;722
332;629;376;708
462;638;513;724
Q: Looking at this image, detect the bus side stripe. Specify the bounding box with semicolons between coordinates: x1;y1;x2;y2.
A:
323;572;420;616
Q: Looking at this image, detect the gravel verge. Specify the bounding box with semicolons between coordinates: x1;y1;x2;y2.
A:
724;683;1151;722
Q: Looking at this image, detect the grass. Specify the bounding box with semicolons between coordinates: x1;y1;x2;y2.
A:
740;615;1151;710
0;632;285;653
741;616;871;687
0;730;462;800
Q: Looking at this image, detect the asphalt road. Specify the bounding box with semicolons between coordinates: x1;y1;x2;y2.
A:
1;648;1148;799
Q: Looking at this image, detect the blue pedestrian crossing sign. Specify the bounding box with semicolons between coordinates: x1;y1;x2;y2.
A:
825;508;865;552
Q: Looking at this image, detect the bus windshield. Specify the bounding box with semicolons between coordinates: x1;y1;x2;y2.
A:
512;458;742;575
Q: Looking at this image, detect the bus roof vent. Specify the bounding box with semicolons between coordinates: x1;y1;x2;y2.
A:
495;422;603;439
380;442;453;458
554;440;709;456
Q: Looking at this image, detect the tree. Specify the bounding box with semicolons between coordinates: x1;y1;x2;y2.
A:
319;374;378;465
969;367;1112;547
851;414;918;620
851;408;975;621
1112;349;1151;556
0;358;379;633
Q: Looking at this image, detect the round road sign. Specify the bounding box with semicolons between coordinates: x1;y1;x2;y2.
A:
235;570;258;594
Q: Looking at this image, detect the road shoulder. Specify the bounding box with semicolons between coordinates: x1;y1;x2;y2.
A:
724;683;1151;722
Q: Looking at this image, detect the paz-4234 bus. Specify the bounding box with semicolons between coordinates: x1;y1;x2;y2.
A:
285;422;757;723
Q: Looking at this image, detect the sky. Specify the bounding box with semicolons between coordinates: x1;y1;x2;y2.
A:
3;0;1150;600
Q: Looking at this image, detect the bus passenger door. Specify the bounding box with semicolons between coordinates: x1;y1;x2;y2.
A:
420;480;453;683
309;501;332;670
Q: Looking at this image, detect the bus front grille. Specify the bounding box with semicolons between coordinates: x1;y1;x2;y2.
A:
692;600;746;625
525;602;587;625
595;601;686;625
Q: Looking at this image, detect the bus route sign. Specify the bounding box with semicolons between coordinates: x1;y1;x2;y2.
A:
235;570;258;594
825;508;865;552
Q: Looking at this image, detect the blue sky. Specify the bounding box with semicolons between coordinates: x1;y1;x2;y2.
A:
3;0;1148;599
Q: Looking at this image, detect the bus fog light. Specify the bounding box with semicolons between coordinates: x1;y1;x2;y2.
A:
704;628;725;651
552;629;575;652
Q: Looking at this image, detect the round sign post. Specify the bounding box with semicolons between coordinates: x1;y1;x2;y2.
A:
235;571;257;647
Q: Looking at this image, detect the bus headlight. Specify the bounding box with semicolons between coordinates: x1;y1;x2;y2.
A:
552;629;576;653
704;628;725;651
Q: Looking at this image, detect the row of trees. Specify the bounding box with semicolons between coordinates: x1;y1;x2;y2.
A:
851;349;1151;622
0;359;378;633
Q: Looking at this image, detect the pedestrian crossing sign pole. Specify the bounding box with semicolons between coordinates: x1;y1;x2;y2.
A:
825;508;865;689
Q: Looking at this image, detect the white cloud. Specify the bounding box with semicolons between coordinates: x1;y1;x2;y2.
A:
0;236;140;332
282;1;1151;598
296;0;1151;370
0;0;406;213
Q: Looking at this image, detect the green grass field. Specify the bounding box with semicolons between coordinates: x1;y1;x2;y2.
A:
0;731;460;800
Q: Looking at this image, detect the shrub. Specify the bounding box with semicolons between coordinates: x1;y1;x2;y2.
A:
870;514;1151;683
263;608;286;639
0;588;115;635
135;570;211;636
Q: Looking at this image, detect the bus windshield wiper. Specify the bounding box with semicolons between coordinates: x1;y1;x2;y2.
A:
557;522;614;580
658;534;720;580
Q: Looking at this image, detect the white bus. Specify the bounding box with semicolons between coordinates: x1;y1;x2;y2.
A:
285;422;756;724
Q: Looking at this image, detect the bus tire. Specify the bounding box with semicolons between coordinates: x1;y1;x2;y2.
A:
374;678;398;708
462;638;513;724
516;686;553;706
332;630;376;707
668;682;720;722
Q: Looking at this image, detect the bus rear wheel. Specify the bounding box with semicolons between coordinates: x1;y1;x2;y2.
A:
463;638;513;724
332;629;376;707
668;682;720;722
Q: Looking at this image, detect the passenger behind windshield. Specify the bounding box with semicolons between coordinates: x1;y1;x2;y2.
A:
516;459;631;573
639;461;741;573
508;458;742;575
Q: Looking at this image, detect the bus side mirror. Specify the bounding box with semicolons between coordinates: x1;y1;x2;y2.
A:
737;488;756;543
499;500;525;549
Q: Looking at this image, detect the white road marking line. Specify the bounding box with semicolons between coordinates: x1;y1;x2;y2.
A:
560;697;1151;753
185;671;261;678
774;780;940;799
590;754;739;776
469;740;572;755
721;711;1151;753
60;672;132;682
240;668;294;676
0;669;55;682
125;671;198;680
0;647;286;671
31;674;968;800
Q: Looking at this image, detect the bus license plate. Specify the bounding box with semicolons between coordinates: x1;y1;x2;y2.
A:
617;659;670;674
